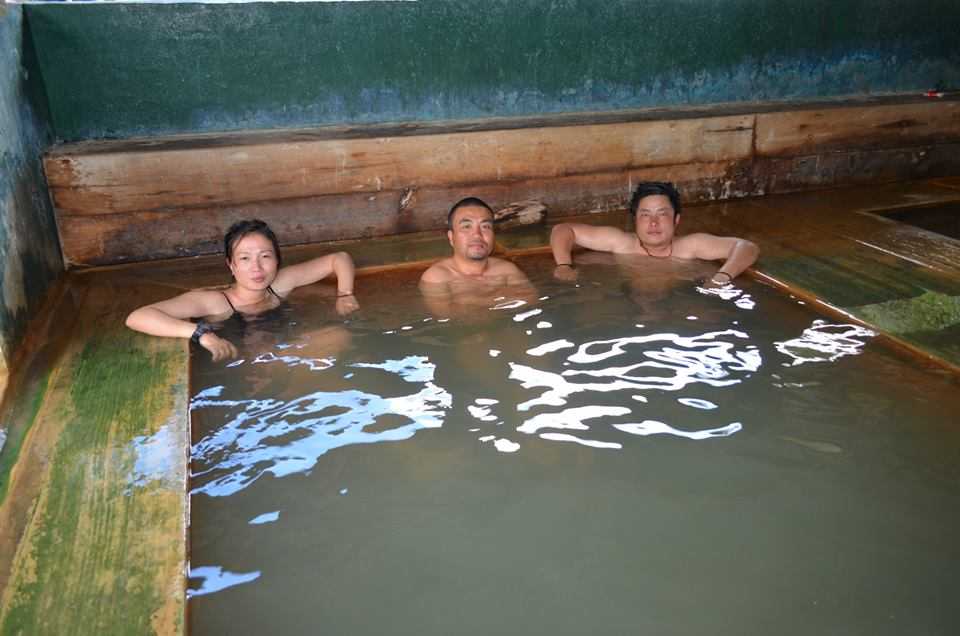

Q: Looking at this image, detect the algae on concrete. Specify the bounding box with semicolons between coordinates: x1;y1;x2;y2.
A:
853;290;960;334
0;331;186;635
0;373;50;505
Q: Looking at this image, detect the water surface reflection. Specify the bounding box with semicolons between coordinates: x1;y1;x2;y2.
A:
186;259;960;636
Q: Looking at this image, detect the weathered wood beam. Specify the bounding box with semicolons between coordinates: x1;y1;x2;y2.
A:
45;116;754;217
755;101;960;156
57;161;748;265
43;98;960;267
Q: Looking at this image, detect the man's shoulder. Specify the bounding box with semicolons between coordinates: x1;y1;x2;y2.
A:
673;232;739;259
486;256;523;273
674;232;720;245
419;259;456;285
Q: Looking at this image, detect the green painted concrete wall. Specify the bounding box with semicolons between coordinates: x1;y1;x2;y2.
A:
26;0;960;142
0;5;63;368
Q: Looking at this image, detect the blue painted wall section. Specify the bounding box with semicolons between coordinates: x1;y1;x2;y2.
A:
25;0;960;142
0;5;63;365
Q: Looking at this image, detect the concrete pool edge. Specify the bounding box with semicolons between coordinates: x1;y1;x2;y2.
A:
1;179;960;633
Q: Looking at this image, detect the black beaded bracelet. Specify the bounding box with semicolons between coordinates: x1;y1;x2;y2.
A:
191;320;214;344
712;271;733;282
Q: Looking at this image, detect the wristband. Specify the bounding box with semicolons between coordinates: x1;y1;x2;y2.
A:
556;263;574;267
191;320;214;344
337;291;355;297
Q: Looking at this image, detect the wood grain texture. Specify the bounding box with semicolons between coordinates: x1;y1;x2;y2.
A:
43;99;960;266
45;115;755;217
756;101;960;157
57;161;749;266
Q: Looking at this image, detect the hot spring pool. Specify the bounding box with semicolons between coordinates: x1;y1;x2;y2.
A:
187;253;960;635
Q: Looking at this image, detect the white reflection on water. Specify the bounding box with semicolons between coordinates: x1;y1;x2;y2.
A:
507;329;761;444
249;511;280;525
694;281;756;309
517;405;630;434
511;330;761;411
351;355;436;382
613;420;741;440
775;320;876;366
491;299;527;311
187;565;260;598
539;433;623;449
190;310;877;501
513;308;543;322
526;339;575;357
678;398;718;410
190;356;451;497
250;351;336;371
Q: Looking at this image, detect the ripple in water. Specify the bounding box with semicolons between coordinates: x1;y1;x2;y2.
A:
190;308;875;502
775;320;875;366
190;355;451;497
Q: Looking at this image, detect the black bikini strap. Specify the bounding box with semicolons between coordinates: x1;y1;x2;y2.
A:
267;285;281;300
222;291;237;312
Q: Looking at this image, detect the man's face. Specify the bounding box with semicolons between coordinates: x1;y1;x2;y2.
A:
633;194;678;247
448;205;495;261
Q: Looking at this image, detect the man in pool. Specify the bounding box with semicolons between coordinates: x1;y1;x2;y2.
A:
549;181;759;285
420;197;534;317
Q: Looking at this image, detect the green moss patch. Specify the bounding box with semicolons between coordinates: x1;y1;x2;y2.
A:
0;372;49;505
0;331;186;635
853;291;960;334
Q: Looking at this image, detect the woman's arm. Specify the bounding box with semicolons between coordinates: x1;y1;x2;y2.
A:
125;290;238;360
274;251;356;295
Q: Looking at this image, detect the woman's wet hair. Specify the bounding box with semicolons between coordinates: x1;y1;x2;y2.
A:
629;182;682;218
224;219;282;266
447;197;494;228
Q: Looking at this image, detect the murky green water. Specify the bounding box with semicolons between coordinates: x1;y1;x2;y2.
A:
188;254;960;635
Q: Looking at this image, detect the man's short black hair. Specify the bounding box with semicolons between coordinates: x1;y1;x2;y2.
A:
224;219;282;266
629;182;681;218
447;197;494;229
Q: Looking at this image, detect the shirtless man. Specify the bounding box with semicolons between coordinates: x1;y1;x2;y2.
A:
550;182;759;286
420;197;533;317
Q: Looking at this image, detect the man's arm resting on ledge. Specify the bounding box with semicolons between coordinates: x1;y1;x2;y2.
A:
550;223;629;264
687;234;760;282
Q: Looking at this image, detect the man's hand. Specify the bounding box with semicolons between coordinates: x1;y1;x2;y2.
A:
553;264;578;282
198;331;239;362
335;294;360;316
699;270;734;288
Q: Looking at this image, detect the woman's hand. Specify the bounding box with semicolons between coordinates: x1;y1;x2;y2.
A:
198;331;239;361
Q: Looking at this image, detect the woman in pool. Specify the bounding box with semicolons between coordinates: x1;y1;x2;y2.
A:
126;219;358;361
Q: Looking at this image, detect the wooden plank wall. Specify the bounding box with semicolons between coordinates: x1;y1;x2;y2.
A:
45;97;960;267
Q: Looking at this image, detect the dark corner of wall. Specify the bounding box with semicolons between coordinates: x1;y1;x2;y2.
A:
20;8;54;145
0;4;64;372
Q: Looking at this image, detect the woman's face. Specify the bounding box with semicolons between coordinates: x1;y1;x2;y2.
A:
227;232;279;290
